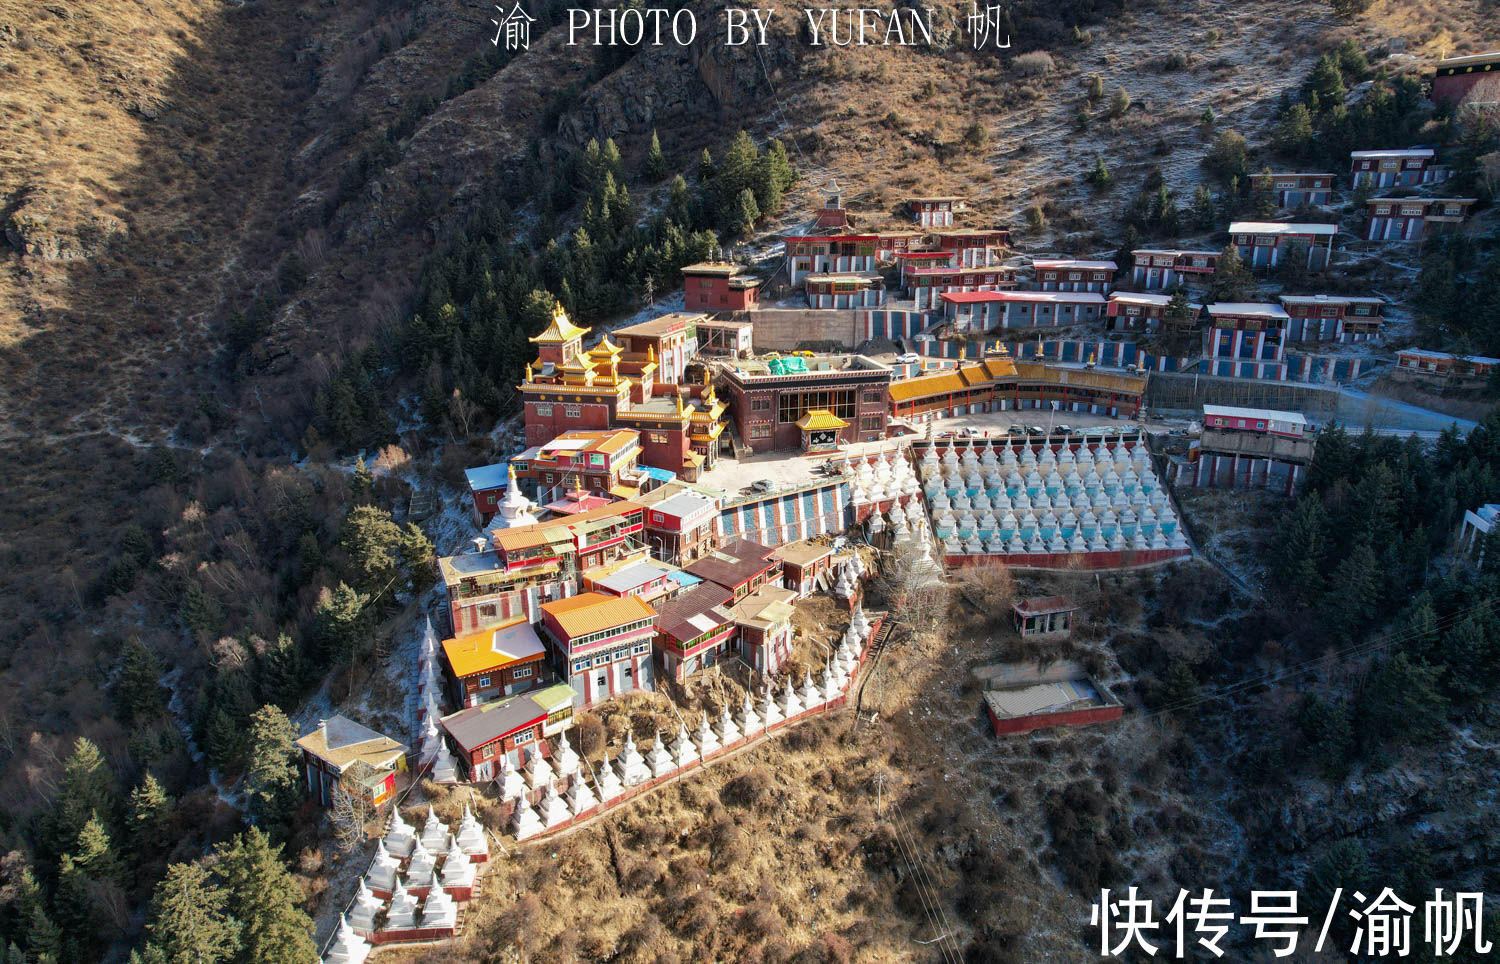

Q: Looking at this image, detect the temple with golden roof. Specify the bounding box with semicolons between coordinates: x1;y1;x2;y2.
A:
519;305;726;481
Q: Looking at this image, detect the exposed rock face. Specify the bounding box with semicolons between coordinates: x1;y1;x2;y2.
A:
3;194;125;262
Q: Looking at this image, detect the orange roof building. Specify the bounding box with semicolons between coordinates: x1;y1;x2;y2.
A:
539;592;658;707
887;347;1147;422
441;616;550;708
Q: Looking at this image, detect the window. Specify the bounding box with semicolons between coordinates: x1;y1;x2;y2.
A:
512;666;533;680
545;473;555;484
862;390;883;404
650;432;668;444
1375;205;1391;215
1067;272;1082;281
633;642;651;655
1399;205;1423;216
751;397;772;411
478;676;492;688
699;278;714;289
513;727;535;746
860;414;883;432
590;453;605;466
652;512;664;524
479;604;497;617
1256;422;1266;430
750;424;772;439
572;658;592;673
623;665;634;682
564;404;581;418
535;403;552;417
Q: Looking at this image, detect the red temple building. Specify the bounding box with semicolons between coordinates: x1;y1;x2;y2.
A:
1365;196;1476;241
902;263;1018;311
1248;172;1335;207
720;353;892;453
1105;292;1201;332
1278;294;1384;343
1350;149;1445;188
680;263;760;312
1129;249;1220;289
1228;221;1337;270
784;234;880;284
1430;51;1500;106
804;273;885;308
937;290;1107;332
1204;303;1291;379
906;195;964;227
930;227;1011;266
1030;259;1116;293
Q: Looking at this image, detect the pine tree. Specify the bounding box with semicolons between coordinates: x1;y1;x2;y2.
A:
1298;694;1353;778
350;456;373;503
1113;226;1140;278
259;633;304;710
698;148;715;182
1250;170;1277;217
1307;839;1371;912
215;828;318;964
339;504;406;594
51;738;115;855
145;862;241;964
1357;652;1448;747
115;637;166;722
1086;73;1104;101
1323;541;1378;641
1086;154;1111;190
732;188;760;238
1277;498;1328;606
1190;185;1215;230
1199;106;1215;127
1309;54;1348;105
243;706;299;830
312;583;367;667
23;904;62;964
179;581;223;639
128;773;173;855
1273;103;1315;158
644;129;667;181
1207;245;1252;301
1164;288;1196;331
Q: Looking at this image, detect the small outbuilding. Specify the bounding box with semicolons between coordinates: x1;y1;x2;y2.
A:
975;660;1123;736
1011;596;1078;637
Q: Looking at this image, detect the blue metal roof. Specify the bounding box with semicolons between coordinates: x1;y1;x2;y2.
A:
465;463;510;493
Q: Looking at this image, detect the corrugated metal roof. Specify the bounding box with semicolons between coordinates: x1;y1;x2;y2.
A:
442;618;547;678
541;592;656;640
985;679;1100;719
295;715;407;771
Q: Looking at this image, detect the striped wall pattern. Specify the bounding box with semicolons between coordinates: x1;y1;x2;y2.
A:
718;481;850;548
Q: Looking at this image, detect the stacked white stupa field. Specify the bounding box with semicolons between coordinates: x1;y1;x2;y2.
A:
915;436;1190;569
330;805;491;957
847;446;924;528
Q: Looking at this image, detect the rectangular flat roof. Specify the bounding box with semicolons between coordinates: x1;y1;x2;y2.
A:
941;290;1107;305
1351;148;1435;159
648;490;718;520
591;558;676;594
1398;347;1500;364
985;679;1105;720
1279;294;1385;306
1203;405;1307;425
1032;259;1118;270
1207;302;1292;319
465;463;510;493
1108;292;1177;307
1229;221;1339;235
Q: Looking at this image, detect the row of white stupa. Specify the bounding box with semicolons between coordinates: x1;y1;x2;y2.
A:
415;619;461;783
847;447;921;507
509;605;876;841
323;805;490;963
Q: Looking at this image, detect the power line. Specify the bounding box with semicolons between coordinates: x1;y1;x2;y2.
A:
1138;596;1497;722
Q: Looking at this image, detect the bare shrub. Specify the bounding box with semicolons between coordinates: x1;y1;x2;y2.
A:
722;767;774;808
1012;51;1055;76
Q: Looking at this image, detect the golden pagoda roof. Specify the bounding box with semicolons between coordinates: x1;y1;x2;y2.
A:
795;409;849;431
589;335;623;358
529;304;589;344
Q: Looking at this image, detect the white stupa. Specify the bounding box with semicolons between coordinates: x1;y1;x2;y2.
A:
552;733;581;779
799;670;823;709
455;804;487;858
760;686;785;727
420;885;458;929
405;838;436;889
324;915;372;964
511;799;544;840
670;723;699;768
780;677;803;718
420;806;450;854
693;711;721;756
367;840;400;892
615;732;651;786
596;755;625;801
714;703;742;745
565;772;599;817
496;752;526;800
523;746;556;791
384;808;416;859
441;837;477;889
489;464;539;530
347;879;383;933
431;740;459;784
644;732;676;779
383;881;419;931
738;691;763;736
537;782;571;828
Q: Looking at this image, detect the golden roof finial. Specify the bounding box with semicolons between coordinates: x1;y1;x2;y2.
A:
676;390;685;414
647;343;657;363
552;302;569;324
509;463;518;484
525;362;533;381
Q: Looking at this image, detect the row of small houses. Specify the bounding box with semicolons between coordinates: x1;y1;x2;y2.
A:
779;204;1476;311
